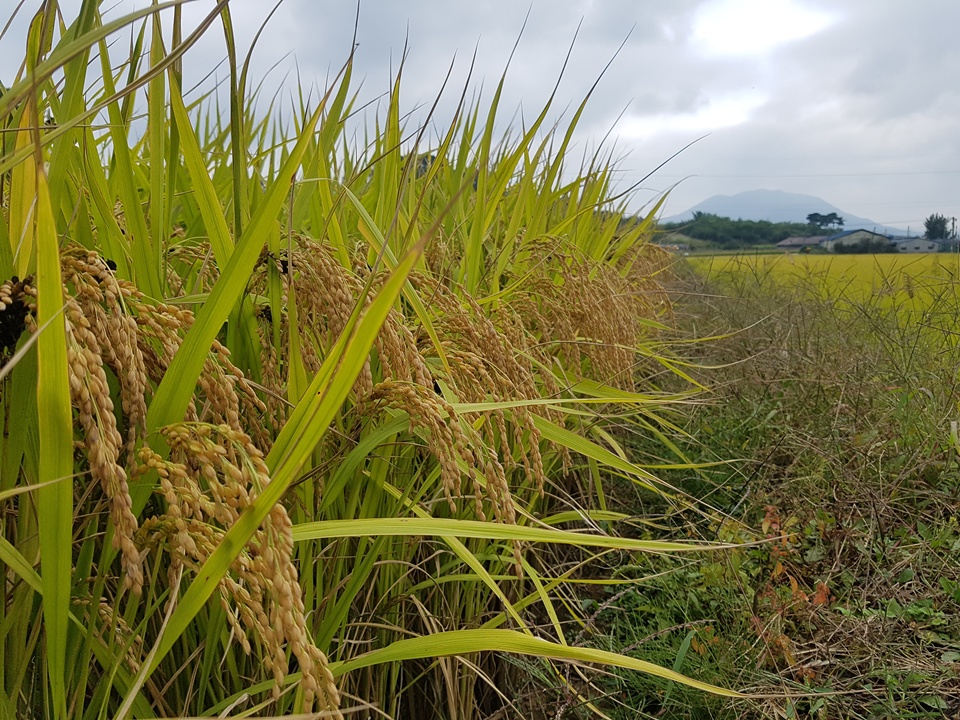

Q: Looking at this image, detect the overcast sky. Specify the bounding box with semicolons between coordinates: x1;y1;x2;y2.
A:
4;1;959;231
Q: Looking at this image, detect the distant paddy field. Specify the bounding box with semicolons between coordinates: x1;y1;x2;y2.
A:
689;252;960;306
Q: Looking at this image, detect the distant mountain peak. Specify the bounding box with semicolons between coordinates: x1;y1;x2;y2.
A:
663;189;901;235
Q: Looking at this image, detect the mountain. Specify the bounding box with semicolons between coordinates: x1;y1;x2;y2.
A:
662;189;904;236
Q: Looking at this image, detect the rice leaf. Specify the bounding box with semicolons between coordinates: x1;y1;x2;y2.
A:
168;74;234;264
0;1;190;121
97;37;161;298
532;415;666;493
330;629;741;697
148;12;169;263
0;536;42;595
34;166;73;720
146;99;328;434
291;516;722;553
8;112;38;277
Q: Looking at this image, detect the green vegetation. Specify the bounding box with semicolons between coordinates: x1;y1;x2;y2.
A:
575;255;959;718
6;3;956;718
696;253;960;308
924;212;953;241
832;237;897;253
0;3;741;719
805;211;844;230
657;212;817;250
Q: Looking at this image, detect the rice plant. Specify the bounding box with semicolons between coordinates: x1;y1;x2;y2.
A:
0;2;732;718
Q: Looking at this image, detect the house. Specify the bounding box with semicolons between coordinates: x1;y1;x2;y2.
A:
777;235;826;249
821;229;893;252
894;237;940;253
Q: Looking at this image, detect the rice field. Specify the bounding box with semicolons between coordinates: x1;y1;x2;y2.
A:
0;3;730;719
693;252;960;307
664;251;960;718
16;3;956;717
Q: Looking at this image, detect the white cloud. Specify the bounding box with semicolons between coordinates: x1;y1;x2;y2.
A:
692;0;835;57
618;91;768;138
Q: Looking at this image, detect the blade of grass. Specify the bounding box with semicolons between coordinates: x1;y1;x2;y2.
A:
148;7;168;271
377;479;529;630
0;1;197;118
146;96;330;435
330;629;741;697
168;73;233;264
34;166;73;720
8;112;37;276
0;536;42;595
291;516;725;553
218;4;248;236
97;36;160;298
662;628;697;707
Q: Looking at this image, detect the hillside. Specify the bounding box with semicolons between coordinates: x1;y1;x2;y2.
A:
663;189;902;235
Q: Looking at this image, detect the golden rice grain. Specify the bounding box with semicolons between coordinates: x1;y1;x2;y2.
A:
138;424;341;716
63;294;144;594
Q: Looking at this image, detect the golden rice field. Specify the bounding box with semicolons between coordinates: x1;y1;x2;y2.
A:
693;252;960;307
669;250;960;719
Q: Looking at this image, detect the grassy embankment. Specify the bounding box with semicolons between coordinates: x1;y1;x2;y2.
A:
0;3;745;719
573;253;960;718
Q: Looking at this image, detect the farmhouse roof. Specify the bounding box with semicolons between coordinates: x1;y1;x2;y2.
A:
824;229;891;241
777;235;826;247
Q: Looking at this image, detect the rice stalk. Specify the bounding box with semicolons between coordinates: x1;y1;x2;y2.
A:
0;3;730;717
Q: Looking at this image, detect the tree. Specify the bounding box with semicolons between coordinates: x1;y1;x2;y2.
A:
807;212;844;230
823;212;843;229
924;213;950;240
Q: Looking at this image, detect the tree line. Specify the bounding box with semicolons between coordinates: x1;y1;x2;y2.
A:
658;212;816;249
657;211;956;250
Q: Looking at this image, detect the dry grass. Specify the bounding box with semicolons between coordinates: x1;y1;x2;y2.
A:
625;257;960;718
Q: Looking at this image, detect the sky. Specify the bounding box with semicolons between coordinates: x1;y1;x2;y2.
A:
3;0;959;231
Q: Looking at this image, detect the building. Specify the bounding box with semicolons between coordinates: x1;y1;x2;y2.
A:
821;229;893;252
777;235;826;249
894;237;940;253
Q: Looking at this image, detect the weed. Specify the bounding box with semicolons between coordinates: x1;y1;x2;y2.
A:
581;254;960;718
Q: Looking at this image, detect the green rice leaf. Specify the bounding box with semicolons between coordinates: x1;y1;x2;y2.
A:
168;74;234;264
34;167;73;720
291;516;723;553
0;1;190;121
146;99;327;434
148;13;169;263
532;415;666;493
8;112;38;277
330;629;741;697
0;536;42;595
376;481;530;629
97;38;161;298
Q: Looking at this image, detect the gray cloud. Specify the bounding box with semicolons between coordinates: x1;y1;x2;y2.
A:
2;1;958;229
